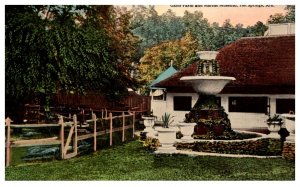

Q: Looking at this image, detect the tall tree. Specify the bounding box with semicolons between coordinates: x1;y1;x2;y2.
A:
267;5;295;23
212;19;247;50
267;13;286;23
138;32;200;88
131;6;185;54
285;5;295;23
182;10;212;50
246;21;268;36
5;5;136;120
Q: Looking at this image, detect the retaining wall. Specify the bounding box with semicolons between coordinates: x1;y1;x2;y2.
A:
282;141;295;160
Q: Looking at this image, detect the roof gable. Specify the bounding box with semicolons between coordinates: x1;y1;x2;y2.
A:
154;62;197;89
149;66;177;88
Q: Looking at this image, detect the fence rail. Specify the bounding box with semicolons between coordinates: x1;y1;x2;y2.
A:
53;92;151;112
5;111;136;167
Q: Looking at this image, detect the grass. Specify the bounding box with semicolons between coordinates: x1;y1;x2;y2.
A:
5;140;295;180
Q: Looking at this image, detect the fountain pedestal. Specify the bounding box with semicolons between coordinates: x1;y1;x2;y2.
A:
184;94;232;138
180;51;236;139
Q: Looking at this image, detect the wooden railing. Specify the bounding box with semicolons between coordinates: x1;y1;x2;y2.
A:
53;92;151;112
22;104;146;124
5;112;135;167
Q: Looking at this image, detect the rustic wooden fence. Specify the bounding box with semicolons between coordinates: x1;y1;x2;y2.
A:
53;92;151;112
23;104;148;124
5;112;136;167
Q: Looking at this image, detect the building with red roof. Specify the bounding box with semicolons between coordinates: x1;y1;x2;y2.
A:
151;24;295;130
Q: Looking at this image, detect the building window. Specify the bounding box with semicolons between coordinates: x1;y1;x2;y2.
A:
151;89;166;101
276;99;295;114
229;97;268;113
153;94;165;100
174;96;192;111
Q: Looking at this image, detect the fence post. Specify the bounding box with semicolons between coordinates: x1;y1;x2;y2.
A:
59;116;65;159
122;112;125;142
90;108;93;117
105;108;108;119
5;117;11;167
109;112;113;146
92;113;97;151
73;114;78;155
101;109;104;119
132;112;135;138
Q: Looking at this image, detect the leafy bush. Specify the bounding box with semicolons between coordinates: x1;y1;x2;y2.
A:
143;137;160;150
193;130;260;140
176;138;282;156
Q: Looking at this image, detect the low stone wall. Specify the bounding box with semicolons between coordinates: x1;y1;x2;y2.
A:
282;141;295;160
176;138;282;156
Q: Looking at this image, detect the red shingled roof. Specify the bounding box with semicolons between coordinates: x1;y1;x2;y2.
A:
154;35;295;94
154;62;198;92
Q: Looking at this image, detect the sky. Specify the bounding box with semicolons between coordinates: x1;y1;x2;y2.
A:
153;5;286;26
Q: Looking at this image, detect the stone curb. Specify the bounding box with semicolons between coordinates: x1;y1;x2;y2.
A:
175;149;282;159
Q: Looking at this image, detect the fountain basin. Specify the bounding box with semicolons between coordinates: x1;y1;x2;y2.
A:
180;76;236;95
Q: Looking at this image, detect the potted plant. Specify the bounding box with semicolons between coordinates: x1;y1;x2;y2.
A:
161;112;175;128
155;112;178;153
281;111;295;142
266;114;283;139
177;116;196;141
142;110;157;137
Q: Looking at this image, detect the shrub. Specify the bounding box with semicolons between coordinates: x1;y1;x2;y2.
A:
143;137;160;151
176;138;282;156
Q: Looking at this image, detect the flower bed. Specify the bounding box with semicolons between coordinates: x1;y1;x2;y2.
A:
193;130;260;140
176;138;282;156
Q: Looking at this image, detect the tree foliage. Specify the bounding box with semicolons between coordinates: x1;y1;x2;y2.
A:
138;32;200;85
131;6;256;88
85;6;141;83
131;6;185;56
284;5;295;23
5;5;138;119
267;5;295;23
246;21;268;37
131;7;251;53
211;20;248;50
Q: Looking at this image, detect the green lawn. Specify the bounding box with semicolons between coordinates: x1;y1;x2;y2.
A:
5;140;295;180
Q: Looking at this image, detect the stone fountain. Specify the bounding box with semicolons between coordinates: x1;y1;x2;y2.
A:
180;51;236;139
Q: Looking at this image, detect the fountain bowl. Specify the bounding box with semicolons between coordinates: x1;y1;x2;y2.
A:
180;76;236;95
